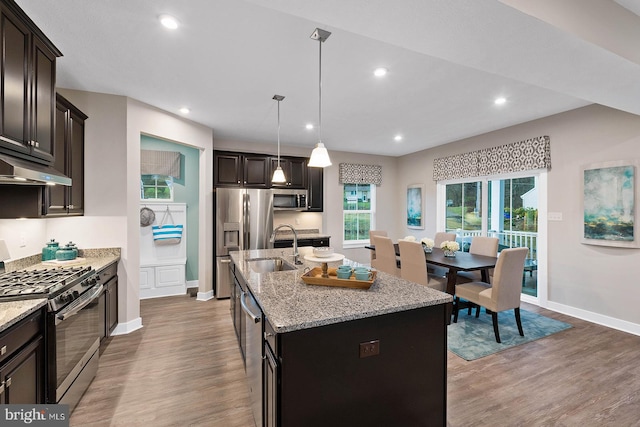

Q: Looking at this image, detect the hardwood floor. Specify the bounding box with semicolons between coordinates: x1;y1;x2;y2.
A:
71;297;640;427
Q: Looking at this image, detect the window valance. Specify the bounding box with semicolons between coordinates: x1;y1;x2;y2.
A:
141;150;181;179
339;163;382;185
433;135;550;181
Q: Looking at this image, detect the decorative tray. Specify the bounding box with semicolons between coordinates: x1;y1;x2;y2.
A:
300;267;376;290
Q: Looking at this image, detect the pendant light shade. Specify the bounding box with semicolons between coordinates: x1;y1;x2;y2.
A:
308;28;332;168
272;95;287;183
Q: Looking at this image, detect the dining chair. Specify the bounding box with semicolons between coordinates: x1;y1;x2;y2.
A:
398;240;447;291
369;230;388;268
453;247;529;343
372;235;400;277
456;236;499;284
434;232;456;247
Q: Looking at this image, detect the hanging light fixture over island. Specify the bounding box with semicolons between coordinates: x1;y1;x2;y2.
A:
308;27;332;168
271;94;287;183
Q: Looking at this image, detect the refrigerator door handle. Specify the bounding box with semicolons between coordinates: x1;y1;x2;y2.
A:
244;193;251;249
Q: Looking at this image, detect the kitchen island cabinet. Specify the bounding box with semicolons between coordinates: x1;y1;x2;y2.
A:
0;300;47;404
230;247;451;427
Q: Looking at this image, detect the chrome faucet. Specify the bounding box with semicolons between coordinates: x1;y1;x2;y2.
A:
270;224;301;264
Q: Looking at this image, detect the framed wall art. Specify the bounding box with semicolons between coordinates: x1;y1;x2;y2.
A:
407;184;425;230
582;160;639;248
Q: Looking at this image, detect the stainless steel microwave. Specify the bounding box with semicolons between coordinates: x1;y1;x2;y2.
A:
273;189;308;211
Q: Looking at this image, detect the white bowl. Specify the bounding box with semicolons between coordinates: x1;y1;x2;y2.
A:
313;247;335;257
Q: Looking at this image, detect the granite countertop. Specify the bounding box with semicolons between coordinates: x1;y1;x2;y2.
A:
0;299;47;333
230;247;452;334
4;247;121;273
272;228;331;241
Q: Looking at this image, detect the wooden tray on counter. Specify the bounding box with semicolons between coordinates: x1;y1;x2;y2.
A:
301;267;376;290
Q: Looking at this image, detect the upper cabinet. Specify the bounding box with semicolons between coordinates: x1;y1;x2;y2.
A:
45;94;87;216
214;151;271;188
0;0;62;164
270;157;306;189
306;166;323;212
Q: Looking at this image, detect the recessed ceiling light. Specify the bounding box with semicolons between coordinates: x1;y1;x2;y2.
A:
494;97;507;105
159;14;179;30
305;123;314;130
179;107;190;114
374;68;388;77
394;135;403;142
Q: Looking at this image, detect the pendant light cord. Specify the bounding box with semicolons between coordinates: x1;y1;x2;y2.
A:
277;99;281;165
318;39;323;145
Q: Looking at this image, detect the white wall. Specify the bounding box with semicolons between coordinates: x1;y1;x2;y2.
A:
396;104;640;333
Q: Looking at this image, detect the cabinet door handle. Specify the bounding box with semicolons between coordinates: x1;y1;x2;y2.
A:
69;205;74;209
5;378;11;388
35;141;40;148
0;381;4;395
1;345;6;356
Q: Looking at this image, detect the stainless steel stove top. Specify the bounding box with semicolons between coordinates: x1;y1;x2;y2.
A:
0;266;96;310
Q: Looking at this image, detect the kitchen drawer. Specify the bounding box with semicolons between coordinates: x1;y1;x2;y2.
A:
264;318;277;357
96;262;117;284
312;238;330;247
0;310;43;365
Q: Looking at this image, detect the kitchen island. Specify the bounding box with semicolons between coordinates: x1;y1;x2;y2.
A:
230;247;452;427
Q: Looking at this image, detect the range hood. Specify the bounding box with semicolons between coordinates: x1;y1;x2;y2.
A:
0;154;71;186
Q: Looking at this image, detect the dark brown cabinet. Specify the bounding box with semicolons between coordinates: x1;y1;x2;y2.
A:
45;93;86;216
270;157;306;189
0;0;61;163
97;262;118;344
214;151;271;188
0;307;46;404
273;237;329;249
306;166;323;212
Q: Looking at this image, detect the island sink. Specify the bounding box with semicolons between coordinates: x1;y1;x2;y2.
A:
246;257;296;273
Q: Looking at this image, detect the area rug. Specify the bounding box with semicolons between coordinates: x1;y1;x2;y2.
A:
448;308;571;361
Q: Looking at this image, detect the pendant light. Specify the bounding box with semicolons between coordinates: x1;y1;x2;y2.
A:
272;94;287;183
308;28;332;168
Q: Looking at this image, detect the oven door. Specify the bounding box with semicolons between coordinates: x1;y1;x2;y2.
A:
50;283;103;406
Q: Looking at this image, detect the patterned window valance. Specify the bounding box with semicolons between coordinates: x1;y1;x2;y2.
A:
339;163;382;185
433;135;550;181
141;150;181;179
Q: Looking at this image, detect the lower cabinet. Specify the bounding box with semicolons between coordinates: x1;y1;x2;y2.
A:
97;262;118;343
0;307;46;404
140;263;186;299
273;237;330;249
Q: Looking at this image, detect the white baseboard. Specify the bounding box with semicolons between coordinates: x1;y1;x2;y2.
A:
186;279;198;289
111;317;143;335
140;285;186;299
545;300;640;337
196;290;214;301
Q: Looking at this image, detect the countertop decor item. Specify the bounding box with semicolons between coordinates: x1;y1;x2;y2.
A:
301;266;376;289
421;237;434;253
42;239;59;261
304;253;344;278
55;242;78;261
312;247;334;257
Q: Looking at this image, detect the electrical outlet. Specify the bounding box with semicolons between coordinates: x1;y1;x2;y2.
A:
548;212;563;221
19;234;26;247
359;340;380;358
295;218;300;225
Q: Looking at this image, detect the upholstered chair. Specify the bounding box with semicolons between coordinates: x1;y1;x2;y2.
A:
398;240;447;291
372;235;400;277
456;236;499;284
434;232;456;247
369;230;388;268
454;247;529;343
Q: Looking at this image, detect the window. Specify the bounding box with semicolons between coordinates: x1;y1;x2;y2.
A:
343;183;375;246
141;175;174;201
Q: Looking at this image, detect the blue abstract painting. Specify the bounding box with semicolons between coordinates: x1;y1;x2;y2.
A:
583;164;635;243
407;185;424;229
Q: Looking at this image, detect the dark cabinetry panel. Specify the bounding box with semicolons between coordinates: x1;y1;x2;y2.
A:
97;262;118;344
273;237;329;249
0;307;46;404
45;94;86;216
306;166;323;212
0;1;61;163
270;157;306;188
214;151;271;188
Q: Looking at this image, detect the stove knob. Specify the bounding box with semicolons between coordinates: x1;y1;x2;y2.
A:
72;290;80;298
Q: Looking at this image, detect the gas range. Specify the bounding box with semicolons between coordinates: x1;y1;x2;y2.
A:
0;266;97;311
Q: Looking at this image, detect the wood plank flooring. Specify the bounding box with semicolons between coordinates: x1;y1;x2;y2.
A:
70;297;640;427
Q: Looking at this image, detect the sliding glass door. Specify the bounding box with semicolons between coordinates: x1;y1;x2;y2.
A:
442;174;539;297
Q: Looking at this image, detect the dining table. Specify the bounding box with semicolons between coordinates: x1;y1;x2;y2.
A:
365;243;498;322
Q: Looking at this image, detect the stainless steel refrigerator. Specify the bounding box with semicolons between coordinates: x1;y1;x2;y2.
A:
215;188;273;299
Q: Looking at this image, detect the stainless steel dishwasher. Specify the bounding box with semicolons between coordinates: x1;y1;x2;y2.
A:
240;290;263;427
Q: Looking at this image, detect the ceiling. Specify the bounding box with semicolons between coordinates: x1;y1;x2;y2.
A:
14;0;640;157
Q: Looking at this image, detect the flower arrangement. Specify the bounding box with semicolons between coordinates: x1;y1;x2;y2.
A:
440;241;460;252
401;235;416;241
420;238;434;248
